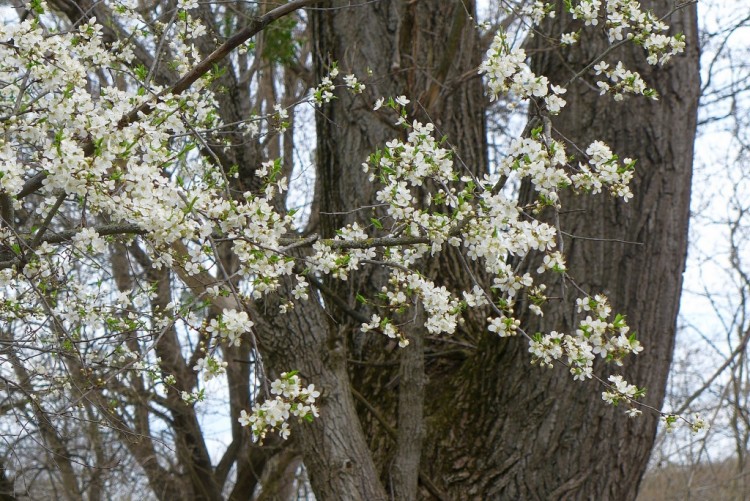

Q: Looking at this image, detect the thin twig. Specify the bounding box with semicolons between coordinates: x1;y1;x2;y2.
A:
30;193;67;248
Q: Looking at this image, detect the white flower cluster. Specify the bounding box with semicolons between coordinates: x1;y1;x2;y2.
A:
603;0;686;64
537;252;567;274
658;413;709;433
233;222;295;297
593;61;656;101
71;228;108;255
499;136;570;201
472;133;635;205
344;74;366;94
181;389;206;405
311;65;366;106
479;32;567;115
312;65;338;106
308;223;376;280
572;140;635;200
560;32;579;45
192;355;228;382
361;314;409;348
529;294;643;383
571;0;602;26
0;143;26;197
462;285;489;308
177;0;199;11
363;120;466;254
522;1;686;97
522;1;556;25
366;121;454;188
238;372;320;443
208;167;301;299
488;315;521;337
602;374;643;409
464;186;556;268
394;271;462;335
206;309;254;347
359;270;463;346
0;9;228;254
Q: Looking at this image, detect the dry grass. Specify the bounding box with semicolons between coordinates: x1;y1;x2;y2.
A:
638;458;750;501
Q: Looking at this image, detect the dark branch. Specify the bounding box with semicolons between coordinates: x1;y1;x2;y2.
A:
39;223;147;244
120;0;324;126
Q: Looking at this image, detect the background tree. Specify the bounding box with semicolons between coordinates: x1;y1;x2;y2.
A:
639;1;750;497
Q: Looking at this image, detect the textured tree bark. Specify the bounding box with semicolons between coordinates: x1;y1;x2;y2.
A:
422;2;700;499
308;0;699;500
250;287;389;501
309;0;487;496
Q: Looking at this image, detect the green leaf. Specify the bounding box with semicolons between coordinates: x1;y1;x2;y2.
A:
134;63;148;81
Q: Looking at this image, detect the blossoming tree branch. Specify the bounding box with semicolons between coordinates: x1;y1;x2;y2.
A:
0;0;702;497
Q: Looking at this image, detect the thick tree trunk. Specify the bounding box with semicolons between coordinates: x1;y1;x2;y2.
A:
424;2;700;500
251;287;388;500
309;0;699;500
310;0;487;496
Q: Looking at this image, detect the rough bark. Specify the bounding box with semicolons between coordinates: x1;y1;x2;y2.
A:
309;0;699;500
251;287;388;500
310;1;404;488
310;0;487;491
424;2;700;499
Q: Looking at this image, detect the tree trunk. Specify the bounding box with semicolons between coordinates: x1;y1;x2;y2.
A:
425;2;700;499
309;0;699;499
310;0;487;495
